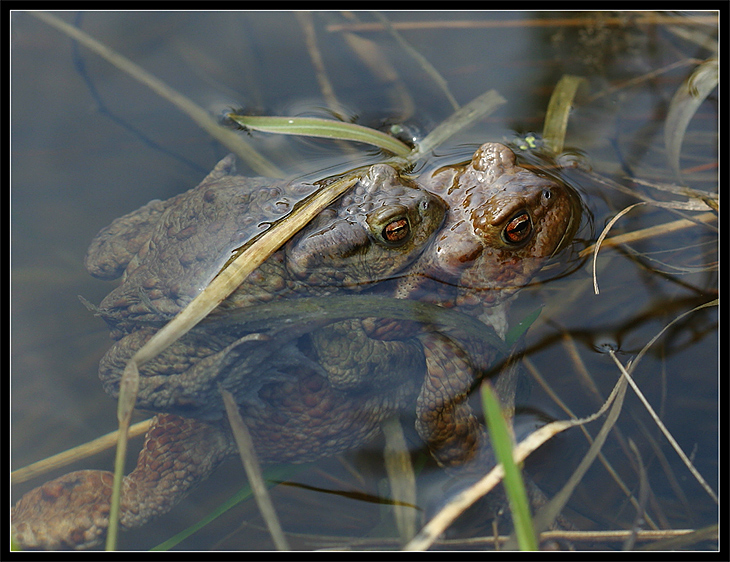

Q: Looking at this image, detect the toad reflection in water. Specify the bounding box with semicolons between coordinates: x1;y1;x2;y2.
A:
12;143;581;550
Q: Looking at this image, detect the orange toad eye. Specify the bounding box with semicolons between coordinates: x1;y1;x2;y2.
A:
503;211;532;245
383;218;410;244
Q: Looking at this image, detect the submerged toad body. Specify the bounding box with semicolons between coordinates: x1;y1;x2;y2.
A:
12;143;579;549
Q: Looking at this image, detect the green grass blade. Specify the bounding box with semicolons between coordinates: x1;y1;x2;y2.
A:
228;115;412;157
409;89;506;160
481;381;538;551
542;75;587;155
504;306;542;347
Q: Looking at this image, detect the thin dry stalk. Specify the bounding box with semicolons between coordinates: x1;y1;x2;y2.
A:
635;524;718;550
580;169;717;214
632;417;690;529
628;179;717;212
587;59;700;102
612;298;718;500
542;527;714;547
243;525;713;550
559;332;666;529
523;355;660;530
221;389;289;551
608;350;717;504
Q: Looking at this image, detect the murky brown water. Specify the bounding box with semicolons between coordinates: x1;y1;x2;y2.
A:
11;11;718;551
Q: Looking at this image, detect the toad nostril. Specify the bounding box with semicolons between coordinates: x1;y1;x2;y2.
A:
459;244;483;264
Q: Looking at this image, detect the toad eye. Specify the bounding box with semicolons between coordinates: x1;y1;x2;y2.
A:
381;217;411;246
367;204;413;247
502;211;532;245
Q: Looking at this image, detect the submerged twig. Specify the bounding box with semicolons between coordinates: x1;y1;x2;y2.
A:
586;59;700;103
636;524;718;550
632;416;691;529
524;354;660;531
581;169;717;214
628;178;717;212
372;11;460;112
527;375;628;542
296;11;346;119
622;440;650;551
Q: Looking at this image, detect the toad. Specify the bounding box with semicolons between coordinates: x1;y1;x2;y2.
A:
12;143;579;549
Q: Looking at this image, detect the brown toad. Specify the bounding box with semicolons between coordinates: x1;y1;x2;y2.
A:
11;143;580;549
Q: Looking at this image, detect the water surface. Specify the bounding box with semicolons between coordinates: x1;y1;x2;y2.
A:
10;11;718;550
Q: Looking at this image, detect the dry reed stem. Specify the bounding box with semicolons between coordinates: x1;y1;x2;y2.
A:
313;526;714;550
586;208;717;294
587;59;700;102
10;419;153;485
326;15;718;33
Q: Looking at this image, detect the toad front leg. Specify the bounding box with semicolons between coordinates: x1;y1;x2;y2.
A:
11;414;232;550
416;332;496;471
